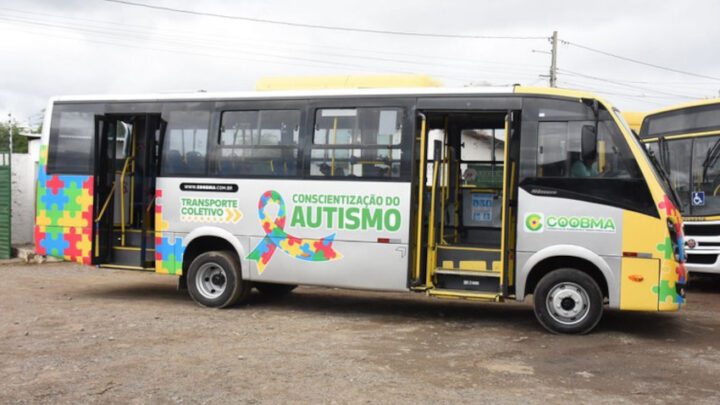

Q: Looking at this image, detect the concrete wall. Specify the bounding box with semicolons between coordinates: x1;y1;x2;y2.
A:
10;140;40;245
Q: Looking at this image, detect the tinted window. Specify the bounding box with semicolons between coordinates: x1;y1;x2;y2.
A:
216;110;300;177
537;120;642;179
521;99;656;216
644;104;720;137
47;105;100;174
160;109;210;176
309;108;403;178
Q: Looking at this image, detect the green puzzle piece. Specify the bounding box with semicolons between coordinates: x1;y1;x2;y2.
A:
652;280;678;303
656;237;673;260
62;183;84;214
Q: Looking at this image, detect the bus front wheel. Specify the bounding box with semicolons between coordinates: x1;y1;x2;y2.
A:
187;251;249;308
533;268;603;334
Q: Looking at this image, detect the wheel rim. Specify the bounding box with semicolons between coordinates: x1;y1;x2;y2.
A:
545;281;590;326
195;262;227;299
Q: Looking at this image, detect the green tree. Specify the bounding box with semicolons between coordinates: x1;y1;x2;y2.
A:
0;121;29;153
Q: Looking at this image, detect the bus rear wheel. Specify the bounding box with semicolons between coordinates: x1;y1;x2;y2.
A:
187;251;249;308
254;282;297;296
533;268;603;334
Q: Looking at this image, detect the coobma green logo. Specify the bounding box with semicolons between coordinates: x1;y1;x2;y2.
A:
524;212;616;233
525;213;544;232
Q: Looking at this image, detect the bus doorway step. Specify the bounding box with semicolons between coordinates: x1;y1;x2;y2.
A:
433;269;500;293
427;287;502;302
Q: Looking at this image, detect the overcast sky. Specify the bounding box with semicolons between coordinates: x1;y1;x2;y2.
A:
2;0;719;127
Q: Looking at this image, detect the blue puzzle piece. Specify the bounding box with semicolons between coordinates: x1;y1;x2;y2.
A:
299;242;314;258
41;190;70;211
173;237;186;261
156;237;177;261
37;165;51;189
41;231;70;256
59;175;86;188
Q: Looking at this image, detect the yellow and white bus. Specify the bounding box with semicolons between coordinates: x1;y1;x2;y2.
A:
640;98;720;274
36;86;686;334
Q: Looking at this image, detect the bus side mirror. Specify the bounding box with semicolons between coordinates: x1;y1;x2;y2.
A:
581;125;597;161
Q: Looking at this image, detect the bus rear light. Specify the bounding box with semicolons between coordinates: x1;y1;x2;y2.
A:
623;252;652;258
377;238;390;243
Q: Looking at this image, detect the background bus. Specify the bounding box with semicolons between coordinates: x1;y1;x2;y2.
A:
639;98;720;274
36;86;686;334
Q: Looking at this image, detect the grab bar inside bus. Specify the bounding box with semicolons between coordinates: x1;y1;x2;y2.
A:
95;182;117;223
119;156;133;246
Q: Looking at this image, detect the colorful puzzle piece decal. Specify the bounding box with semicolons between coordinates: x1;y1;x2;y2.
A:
34;145;94;264
656;237;673;260
652;280;683;309
247;190;341;274
155;189;185;275
658;194;678;217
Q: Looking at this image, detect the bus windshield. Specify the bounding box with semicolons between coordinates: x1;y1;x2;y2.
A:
641;101;720;216
615;108;681;210
648;135;720;216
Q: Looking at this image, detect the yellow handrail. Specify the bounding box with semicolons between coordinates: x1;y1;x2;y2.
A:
426;153;441;286
119;156;133;246
95;182;117;223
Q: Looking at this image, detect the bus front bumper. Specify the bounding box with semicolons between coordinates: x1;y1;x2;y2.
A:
683;221;720;274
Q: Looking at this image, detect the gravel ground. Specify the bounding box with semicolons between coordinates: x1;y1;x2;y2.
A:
1;261;719;404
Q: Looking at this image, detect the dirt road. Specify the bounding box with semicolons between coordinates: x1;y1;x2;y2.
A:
1;262;719;404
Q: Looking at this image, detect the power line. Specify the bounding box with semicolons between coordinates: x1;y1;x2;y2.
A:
561;39;720;82
0;6;548;72
0;14;543;81
557;68;702;99
102;0;547;41
3;20;513;85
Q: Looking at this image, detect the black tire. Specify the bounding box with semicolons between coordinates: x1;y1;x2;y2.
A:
533;268;604;334
254;282;297;297
186;250;250;308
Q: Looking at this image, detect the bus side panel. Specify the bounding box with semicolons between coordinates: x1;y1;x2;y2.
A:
156;178;411;290
35;145;94;264
247;237;408;291
515;189;623;306
622;209;685;311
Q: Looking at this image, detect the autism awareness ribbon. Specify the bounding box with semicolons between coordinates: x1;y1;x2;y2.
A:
247;190;341;274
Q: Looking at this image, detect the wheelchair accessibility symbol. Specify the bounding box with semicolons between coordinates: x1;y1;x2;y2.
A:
692;191;705;206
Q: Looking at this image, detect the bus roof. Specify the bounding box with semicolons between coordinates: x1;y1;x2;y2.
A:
255;74;443;91
49;86;608;105
646;98;720;116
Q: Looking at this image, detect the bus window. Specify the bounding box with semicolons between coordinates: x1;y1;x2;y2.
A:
217;110;300;177
526;101;655;216
47;107;98;174
309;107;403;178
537;120;641;179
160;109;210;176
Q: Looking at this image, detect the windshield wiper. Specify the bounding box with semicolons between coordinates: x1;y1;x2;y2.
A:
647;148;683;210
702;137;720;181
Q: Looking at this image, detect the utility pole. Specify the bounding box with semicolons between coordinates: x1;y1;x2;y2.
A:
549;30;558;88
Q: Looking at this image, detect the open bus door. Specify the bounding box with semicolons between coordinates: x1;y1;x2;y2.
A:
92;114;164;269
92;115;117;264
414;109;520;299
